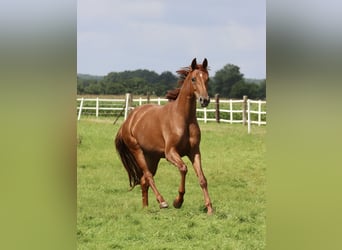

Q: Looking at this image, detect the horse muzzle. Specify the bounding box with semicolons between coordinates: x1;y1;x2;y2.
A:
199;96;210;107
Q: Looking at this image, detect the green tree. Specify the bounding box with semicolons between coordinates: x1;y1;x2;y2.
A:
258;80;266;99
156;71;178;96
100;70;160;95
230;81;249;99
124;77;151;95
230;80;266;99
77;80;85;94
84;83;102;95
77;77;99;95
105;82;125;95
213;64;244;97
77;65;265;98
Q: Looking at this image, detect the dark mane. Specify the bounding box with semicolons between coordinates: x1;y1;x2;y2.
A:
165;88;181;101
165;65;209;101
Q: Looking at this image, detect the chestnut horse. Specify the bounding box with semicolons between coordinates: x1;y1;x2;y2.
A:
115;58;213;214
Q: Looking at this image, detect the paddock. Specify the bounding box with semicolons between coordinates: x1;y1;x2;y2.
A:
77;118;266;249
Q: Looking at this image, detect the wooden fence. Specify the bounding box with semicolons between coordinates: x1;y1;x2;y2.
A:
77;94;266;133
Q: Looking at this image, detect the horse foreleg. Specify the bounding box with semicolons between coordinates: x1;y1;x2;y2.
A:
173;164;187;209
191;152;213;215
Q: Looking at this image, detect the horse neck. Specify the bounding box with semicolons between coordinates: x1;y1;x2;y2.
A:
173;81;197;120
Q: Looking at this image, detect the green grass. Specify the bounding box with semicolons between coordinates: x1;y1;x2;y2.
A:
77;118;266;249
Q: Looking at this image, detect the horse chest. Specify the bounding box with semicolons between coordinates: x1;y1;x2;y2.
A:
171;125;200;151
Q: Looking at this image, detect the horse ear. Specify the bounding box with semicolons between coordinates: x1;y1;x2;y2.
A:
202;58;208;69
191;58;197;70
203;58;208;69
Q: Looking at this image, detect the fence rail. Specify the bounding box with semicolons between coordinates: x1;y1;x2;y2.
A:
77;95;266;133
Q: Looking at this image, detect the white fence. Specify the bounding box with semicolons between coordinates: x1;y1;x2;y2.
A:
76;95;168;121
77;95;266;133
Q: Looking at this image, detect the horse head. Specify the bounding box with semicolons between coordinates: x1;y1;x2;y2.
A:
189;58;210;107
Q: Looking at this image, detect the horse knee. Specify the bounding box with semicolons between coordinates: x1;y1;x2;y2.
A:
140;176;149;189
143;172;155;186
180;164;188;174
199;176;207;189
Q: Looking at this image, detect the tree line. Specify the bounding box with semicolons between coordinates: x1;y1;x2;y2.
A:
77;63;266;99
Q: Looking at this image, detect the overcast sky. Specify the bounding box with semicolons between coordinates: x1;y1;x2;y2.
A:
77;0;265;79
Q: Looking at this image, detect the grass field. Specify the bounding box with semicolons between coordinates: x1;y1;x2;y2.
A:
77;118;266;249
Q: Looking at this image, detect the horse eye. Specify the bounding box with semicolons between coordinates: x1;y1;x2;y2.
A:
191;77;196;82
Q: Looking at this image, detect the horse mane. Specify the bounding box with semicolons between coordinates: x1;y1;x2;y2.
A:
165;64;209;101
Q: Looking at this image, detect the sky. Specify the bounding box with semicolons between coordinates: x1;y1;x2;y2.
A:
77;0;265;79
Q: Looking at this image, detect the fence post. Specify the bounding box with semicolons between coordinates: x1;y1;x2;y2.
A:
229;100;233;124
77;97;84;121
204;108;207;123
215;94;220;123
147;93;150;104
96;97;99;117
247;99;251;134
258;100;262;126
243;95;248;125
124;93;132;120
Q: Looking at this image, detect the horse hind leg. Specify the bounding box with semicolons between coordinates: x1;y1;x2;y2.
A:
146;155;169;209
140;176;149;207
140;176;168;209
190;152;213;215
134;151;168;209
141;171;168;209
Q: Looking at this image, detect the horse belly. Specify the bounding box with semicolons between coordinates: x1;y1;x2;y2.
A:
139;130;165;157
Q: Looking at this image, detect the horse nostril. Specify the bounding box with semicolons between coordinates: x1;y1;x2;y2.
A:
199;96;210;107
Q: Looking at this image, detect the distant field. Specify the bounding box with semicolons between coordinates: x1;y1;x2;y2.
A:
77;118;266;249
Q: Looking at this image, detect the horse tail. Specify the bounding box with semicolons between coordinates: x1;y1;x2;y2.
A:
115;129;142;189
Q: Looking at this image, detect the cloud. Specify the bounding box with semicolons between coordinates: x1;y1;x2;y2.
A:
77;0;265;78
78;0;164;32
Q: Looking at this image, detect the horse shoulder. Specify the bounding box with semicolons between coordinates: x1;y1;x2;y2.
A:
188;121;201;147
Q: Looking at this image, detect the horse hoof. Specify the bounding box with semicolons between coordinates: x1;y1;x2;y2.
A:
173;199;183;209
206;207;214;215
159;201;169;209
